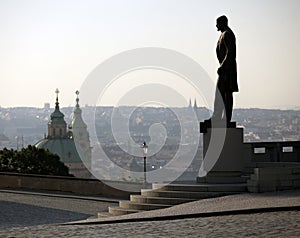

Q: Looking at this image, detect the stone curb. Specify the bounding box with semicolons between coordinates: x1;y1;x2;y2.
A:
63;205;300;226
0;189;120;203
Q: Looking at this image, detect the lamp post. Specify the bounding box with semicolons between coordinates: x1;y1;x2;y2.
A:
142;141;148;184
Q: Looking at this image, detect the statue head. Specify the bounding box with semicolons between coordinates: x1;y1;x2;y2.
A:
216;15;228;32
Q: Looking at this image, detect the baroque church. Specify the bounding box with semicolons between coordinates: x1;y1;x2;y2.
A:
35;89;92;178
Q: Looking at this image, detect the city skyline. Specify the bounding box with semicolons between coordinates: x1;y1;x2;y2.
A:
0;0;299;109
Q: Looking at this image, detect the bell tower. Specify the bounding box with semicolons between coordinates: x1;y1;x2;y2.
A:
47;89;67;139
69;90;92;162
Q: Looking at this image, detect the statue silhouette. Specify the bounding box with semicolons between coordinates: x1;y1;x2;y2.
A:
209;15;238;125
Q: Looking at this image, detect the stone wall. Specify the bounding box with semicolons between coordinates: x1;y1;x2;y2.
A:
247;164;300;192
0;172;136;199
244;141;300;165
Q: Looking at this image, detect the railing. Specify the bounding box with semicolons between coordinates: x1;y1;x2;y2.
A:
244;141;300;165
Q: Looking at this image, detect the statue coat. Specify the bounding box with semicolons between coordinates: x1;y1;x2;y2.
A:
216;27;239;92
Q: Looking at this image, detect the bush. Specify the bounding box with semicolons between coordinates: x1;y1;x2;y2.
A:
0;145;71;176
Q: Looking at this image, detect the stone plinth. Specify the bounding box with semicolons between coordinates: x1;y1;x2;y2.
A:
197;120;245;184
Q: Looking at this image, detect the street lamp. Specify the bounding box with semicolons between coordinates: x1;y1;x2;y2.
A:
142;141;148;184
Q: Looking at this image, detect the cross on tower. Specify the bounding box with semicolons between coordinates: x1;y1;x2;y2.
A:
55;88;60;106
75;90;79;106
55;88;60;99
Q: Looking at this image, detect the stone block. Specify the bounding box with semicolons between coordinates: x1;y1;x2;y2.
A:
278;180;294;187
198;123;246;185
293;174;300;179
257;180;277;188
252;173;277;182
250;172;261;181
292;168;300;174
247;180;258;187
277;186;294;191
256;167;291;176
206;171;242;177
257;185;276;192
247;186;259;193
293;180;300;188
200;120;236;133
201;127;244;173
248;184;276;193
206;176;246;184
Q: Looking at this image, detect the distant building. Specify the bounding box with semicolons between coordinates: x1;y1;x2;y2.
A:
0;133;10;149
35;89;91;178
188;98;192;108
44;103;50;110
188;98;202;121
193;98;198;110
68;90;92;171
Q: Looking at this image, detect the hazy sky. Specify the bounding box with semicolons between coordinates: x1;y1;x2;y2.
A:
0;0;299;109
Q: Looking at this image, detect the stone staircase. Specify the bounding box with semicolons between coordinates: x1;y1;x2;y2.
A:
105;182;247;216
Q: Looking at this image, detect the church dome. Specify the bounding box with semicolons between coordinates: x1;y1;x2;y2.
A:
34;89;92;178
35;138;83;163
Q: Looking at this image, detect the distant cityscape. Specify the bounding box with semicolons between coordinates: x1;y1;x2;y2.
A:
0;104;298;177
0;105;299;150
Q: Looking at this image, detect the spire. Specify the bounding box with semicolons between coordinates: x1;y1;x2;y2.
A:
55;88;60;110
75;90;80;108
69;90;87;131
51;88;64;119
188;98;192;108
193;98;198;109
69;90;91;160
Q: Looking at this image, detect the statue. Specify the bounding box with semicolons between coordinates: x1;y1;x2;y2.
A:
198;17;244;183
209;15;238;126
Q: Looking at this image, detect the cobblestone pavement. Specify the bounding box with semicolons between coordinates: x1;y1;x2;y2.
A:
1;190;300;237
1;211;299;238
0;191;116;228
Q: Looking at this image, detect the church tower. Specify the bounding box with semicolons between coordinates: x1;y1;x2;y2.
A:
188;98;192;108
35;89;92;178
193;98;198;110
68;91;92;165
47;89;67;139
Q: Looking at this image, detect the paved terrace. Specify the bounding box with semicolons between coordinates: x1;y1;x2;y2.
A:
0;189;299;237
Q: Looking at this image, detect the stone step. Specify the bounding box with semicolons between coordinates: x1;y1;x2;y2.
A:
141;189;239;199
97;212;112;218
152;183;247;192
119;200;171;210
130;195;197;205
107;182;248;216
252;162;300;168
196;176;248;184
250;172;300;181
108;206;140;216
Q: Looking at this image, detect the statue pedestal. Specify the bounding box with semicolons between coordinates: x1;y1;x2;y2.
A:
197;120;245;184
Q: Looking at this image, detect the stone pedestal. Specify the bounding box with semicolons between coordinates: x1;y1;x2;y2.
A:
197;120;245;184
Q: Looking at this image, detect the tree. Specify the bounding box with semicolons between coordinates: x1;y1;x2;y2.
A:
0;145;71;176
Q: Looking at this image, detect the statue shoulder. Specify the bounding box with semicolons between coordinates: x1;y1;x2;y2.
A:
223;28;236;41
226;27;235;36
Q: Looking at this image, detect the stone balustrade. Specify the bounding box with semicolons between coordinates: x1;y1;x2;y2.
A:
244;141;300;167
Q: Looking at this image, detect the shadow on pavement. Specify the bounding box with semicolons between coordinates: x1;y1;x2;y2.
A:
0;200;90;228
